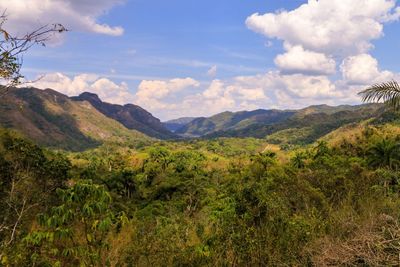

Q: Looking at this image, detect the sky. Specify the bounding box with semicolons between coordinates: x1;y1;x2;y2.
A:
1;0;400;120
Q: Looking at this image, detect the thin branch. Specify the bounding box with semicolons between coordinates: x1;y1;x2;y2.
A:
0;11;67;91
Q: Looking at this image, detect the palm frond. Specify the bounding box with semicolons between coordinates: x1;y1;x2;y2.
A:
358;80;400;111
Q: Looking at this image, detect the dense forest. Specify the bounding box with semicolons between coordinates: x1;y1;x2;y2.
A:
1;106;400;266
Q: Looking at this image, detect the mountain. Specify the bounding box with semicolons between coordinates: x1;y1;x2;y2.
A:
175;109;295;137
206;104;384;145
72;92;175;139
0;86;386;150
0;87;150;151
163;117;197;132
295;104;376;117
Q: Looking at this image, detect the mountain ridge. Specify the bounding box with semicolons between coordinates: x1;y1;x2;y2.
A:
163;117;197;132
71;92;176;139
0;87;150;151
0;86;386;150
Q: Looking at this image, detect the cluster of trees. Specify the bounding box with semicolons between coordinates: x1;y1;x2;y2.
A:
0;117;400;265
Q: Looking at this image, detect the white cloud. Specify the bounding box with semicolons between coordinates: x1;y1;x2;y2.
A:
246;0;399;56
340;54;394;85
27;68;397;121
136;78;200;100
280;74;339;98
234;71;339;99
207;65;218;77
274;45;336;75
135;78;200;110
245;0;400;94
141;71;346;120
1;0;124;37
202;79;224;99
29;72;133;104
15;1;400;120
236;88;266;101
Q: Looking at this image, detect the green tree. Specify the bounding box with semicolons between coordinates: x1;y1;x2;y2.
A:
359;80;400;111
367;139;400;170
249;151;277;180
24;181;120;266
313;141;331;160
148;147;172;171
291;152;307;169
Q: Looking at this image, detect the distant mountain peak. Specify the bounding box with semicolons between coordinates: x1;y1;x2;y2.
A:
72;91;176;139
76;92;102;103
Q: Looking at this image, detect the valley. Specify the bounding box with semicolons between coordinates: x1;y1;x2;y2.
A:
2;0;400;265
1;85;400;266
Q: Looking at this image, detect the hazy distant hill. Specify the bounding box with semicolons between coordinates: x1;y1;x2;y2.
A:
206;104;384;145
175;109;295;137
163;117;197;132
72;92;176;139
0;87;150;151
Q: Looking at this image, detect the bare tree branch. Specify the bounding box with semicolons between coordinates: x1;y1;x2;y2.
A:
0;11;67;93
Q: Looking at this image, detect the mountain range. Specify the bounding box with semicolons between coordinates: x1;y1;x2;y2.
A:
71;92;175;139
166;104;383;143
0;86;385;150
0;87;168;150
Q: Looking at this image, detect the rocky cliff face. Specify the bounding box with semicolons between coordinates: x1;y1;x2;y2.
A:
0;87;149;151
72;92;176;139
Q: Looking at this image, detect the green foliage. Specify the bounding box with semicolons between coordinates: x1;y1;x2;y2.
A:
359;80;400;111
24;181;118;266
2;121;400;266
367;138;400;169
0;130;71;264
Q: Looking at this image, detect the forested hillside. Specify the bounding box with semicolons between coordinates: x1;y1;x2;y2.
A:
163;117;197;132
207;104;383;144
0;87;150;151
175;109;295;137
1;107;400;266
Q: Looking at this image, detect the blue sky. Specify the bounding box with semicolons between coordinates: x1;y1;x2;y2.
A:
3;0;400;120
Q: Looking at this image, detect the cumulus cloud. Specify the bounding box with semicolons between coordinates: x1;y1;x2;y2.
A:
134;78;200;110
246;0;399;56
234;71;340;99
202;79;224;99
274;46;336;75
16;1;400;120
138;71;347;120
236;88;266;101
29;72;133;104
136;78;200;99
245;0;400;82
26;69;388;121
0;0;124;37
340;54;394;85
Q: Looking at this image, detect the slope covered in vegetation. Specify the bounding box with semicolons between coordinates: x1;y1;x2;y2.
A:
176;109;295;137
0;87;151;151
72;92;176;139
209;104;383;144
1;109;400;266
